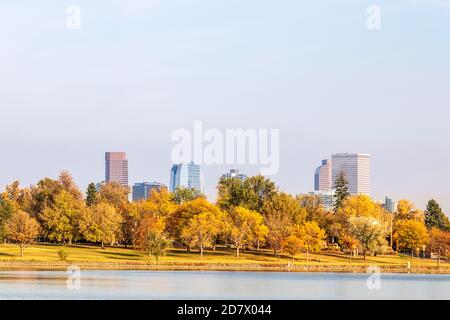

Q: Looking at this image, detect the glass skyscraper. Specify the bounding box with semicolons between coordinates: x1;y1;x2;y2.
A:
132;182;166;202
169;162;202;193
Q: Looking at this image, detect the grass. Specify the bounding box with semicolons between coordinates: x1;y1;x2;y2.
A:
0;243;448;272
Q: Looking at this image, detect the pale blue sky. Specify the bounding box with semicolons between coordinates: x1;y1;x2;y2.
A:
1;0;449;213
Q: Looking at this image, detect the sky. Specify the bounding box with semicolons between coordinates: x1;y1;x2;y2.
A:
0;0;449;214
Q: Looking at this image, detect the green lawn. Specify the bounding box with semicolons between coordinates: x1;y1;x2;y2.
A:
0;243;448;268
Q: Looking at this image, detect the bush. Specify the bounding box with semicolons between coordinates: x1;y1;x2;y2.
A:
58;248;69;262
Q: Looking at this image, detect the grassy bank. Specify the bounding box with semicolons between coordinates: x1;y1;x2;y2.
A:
0;244;449;274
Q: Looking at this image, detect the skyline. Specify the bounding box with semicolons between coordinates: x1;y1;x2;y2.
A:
1;1;450;213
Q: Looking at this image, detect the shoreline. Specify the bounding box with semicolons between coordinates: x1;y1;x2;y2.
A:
1;261;449;274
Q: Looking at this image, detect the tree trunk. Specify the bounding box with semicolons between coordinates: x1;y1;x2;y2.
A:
101;242;105;249
364;252;367;261
200;246;203;259
236;245;240;258
306;250;309;262
257;240;260;251
20;244;24;257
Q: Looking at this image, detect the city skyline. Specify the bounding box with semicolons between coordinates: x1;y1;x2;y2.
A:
1;1;450;213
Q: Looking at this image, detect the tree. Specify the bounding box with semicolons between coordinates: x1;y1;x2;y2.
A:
133;215;170;261
85;183;98;206
97;182;129;210
79;203;122;248
0;197;14;242
348;216;388;260
30;178;63;222
394;219;429;257
217;175;276;213
172;187;203;205
333;171;350;212
263;192;306;224
58;170;82;200
429;228;450;258
283;235;303;261
166;197;217;246
424;199;449;231
41;191;83;244
265;211;293;258
228;207;267;257
296;221;326;261
181;210;225;259
395;200;423;222
5;210;40;257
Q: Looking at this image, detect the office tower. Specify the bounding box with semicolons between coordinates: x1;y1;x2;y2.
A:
309;190;336;212
314;159;332;192
132;182;166;202
105;152;128;187
222;169;247;181
169;162;202;193
383;196;396;213
331;153;371;195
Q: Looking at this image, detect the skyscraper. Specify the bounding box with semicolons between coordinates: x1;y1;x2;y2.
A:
383;196;396;213
331;153;371;195
314;159;332;192
222;169;247;181
105;152;128;187
169;162;202;193
132;182;166;202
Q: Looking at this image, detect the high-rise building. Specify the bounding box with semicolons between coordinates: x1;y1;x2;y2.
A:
222;169;247;181
314;159;332;192
309;190;336;212
105;152;128;187
383;196;396;213
169;162;202;193
132;182;166;202
331;153;371;195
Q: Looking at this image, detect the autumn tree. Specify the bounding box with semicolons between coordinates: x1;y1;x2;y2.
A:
6;210;40;257
424;199;449;231
296;221;326;261
166;197;217;246
133;215;170;261
79;203;122;248
97;182;129;210
228;206;267;257
395;200;424;222
394;219;429;257
333;171;350;212
58;170;83;200
283;235;304;261
265;211;293;258
30;178;63;222
263;192;306;225
41;191;83;244
429;228;450;258
181;210;225;259
348;216;388;260
85;183;98;206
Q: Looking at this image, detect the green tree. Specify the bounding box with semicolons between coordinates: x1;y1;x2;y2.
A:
5;210;40;257
85;183;98;206
424;199;449;231
79;203;122;248
333;171;350;212
172;187;202;205
348;216;388;260
41;191;82;244
0;197;14;242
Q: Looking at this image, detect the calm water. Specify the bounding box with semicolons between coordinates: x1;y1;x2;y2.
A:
0;270;449;300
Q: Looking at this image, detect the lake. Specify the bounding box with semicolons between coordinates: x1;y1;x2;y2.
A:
0;270;449;300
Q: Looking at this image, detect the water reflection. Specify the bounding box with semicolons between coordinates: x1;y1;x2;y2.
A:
0;271;449;300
